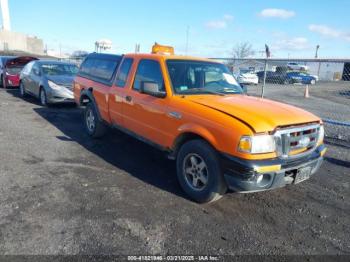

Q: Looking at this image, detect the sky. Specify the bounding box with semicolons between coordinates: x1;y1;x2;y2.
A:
4;0;350;58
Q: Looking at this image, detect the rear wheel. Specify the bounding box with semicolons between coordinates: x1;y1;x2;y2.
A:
176;140;227;203
84;103;107;138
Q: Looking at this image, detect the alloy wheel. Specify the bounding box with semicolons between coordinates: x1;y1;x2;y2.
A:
86;108;95;132
183;153;209;191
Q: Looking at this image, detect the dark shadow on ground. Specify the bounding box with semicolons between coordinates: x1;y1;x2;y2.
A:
33;106;188;201
325;157;350;168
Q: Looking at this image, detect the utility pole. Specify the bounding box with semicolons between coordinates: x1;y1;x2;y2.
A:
315;45;320;59
315;45;321;79
262;44;271;98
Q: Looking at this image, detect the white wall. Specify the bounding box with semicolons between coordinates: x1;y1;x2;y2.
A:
0;30;44;54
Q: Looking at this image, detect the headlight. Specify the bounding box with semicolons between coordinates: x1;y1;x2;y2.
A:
318;125;325;144
239;135;276;154
48;80;62;90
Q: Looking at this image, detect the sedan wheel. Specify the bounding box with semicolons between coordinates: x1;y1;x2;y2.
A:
310;79;316;85
19;82;27;97
40;89;47;106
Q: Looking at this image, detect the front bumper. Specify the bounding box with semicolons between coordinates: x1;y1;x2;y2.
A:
221;144;326;193
47;88;75;104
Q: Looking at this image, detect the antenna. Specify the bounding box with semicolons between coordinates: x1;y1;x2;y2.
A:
0;0;11;31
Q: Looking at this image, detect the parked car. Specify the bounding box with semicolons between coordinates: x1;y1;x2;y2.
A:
1;56;38;89
287;62;308;71
19;60;78;106
236;69;258;85
257;71;317;85
257;70;291;84
0;56;15;87
74;44;326;203
287;72;317;85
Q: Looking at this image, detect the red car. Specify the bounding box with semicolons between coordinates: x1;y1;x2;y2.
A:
1;56;38;88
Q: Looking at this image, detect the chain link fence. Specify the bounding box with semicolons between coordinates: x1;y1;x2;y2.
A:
215;58;350;143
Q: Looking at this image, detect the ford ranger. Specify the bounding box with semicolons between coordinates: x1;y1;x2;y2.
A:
73;44;326;203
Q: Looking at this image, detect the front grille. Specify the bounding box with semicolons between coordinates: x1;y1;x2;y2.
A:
274;124;320;158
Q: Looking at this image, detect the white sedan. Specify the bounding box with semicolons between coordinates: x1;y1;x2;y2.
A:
236;70;259;85
287;62;309;71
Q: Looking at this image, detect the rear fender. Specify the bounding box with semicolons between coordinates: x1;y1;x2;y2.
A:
79;89;102;121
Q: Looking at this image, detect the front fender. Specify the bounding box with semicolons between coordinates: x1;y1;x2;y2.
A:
177;123;219;150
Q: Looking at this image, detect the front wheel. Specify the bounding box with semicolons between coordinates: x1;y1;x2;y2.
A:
310;79;316;85
2;75;6;89
84;103;107;138
283;79;290;85
40;88;48;106
19;82;27;97
176;140;227;203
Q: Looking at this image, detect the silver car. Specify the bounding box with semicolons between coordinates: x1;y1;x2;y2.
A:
19;60;78;106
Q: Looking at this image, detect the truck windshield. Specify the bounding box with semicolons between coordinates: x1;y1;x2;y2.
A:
167;60;243;95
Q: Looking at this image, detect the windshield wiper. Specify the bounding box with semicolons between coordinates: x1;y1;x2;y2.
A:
182;88;225;96
215;88;242;94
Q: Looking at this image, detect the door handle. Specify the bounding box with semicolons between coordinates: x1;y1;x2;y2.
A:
125;95;132;102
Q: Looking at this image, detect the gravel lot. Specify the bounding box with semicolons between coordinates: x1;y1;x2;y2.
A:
0;88;349;258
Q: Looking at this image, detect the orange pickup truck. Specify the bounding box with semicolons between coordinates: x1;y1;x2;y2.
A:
73;44;326;203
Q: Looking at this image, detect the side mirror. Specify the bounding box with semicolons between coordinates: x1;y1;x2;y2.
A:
33;68;40;76
140;81;166;98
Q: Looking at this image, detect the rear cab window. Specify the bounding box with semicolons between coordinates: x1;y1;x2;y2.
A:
115;58;134;87
78;54;122;86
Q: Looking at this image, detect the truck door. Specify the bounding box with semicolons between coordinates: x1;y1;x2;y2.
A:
120;58;174;148
108;57;134;126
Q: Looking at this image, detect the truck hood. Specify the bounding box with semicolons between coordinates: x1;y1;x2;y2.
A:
186;95;320;133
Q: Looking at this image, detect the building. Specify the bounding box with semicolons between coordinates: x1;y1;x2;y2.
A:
0;30;44;55
0;0;44;55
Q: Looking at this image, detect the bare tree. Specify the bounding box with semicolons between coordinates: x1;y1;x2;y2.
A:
231;42;255;59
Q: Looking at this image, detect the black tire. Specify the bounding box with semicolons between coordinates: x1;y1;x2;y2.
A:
39;88;48;106
19;82;27;98
176;140;227;203
283;79;290;85
84;103;107;138
2;75;6;89
0;75;2;88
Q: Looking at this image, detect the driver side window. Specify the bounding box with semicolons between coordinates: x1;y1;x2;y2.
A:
133;59;164;92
